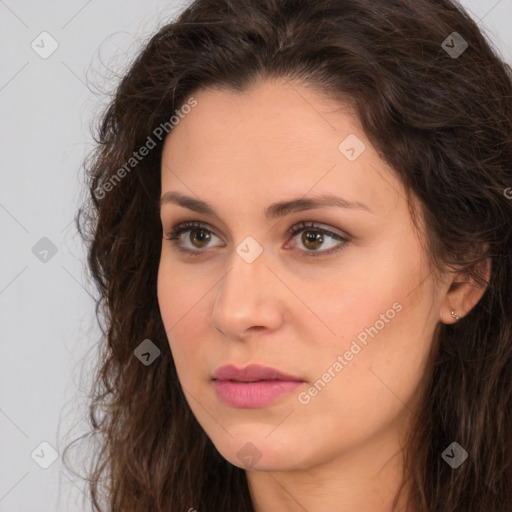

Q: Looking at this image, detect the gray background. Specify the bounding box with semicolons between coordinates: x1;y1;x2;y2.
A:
0;1;511;510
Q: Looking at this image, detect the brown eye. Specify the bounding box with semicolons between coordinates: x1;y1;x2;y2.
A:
165;221;223;254
301;230;324;250
286;221;350;258
189;228;211;248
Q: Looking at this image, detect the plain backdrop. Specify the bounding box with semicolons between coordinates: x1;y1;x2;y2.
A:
1;1;511;510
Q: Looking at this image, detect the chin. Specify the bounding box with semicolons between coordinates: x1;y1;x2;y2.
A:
211;431;305;472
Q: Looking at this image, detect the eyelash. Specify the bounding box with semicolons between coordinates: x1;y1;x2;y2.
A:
164;220;350;258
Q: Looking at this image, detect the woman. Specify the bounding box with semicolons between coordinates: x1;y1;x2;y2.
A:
68;0;512;510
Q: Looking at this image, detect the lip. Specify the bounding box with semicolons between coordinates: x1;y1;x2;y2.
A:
213;364;303;382
212;364;305;408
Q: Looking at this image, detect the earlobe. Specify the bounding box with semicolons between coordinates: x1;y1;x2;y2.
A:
440;257;491;324
450;309;460;321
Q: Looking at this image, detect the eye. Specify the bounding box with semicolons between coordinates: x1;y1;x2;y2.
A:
164;221;223;255
164;220;350;258
284;221;349;258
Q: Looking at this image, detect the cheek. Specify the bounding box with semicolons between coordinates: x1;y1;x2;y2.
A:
157;264;208;371
295;256;409;349
306;243;434;394
325;233;429;339
323;279;434;415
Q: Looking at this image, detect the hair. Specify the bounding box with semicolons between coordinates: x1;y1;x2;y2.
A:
65;0;512;510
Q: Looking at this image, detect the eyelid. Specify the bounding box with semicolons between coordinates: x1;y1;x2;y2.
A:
164;221;224;255
284;220;349;258
286;220;348;240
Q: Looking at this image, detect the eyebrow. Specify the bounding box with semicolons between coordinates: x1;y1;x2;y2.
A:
160;191;373;219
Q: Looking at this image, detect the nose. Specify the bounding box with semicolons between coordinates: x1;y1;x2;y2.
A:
210;249;284;340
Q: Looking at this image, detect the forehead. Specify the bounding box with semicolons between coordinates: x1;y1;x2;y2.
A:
163;79;358;159
160;79;402;220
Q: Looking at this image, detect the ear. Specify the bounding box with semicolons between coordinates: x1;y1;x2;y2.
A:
439;257;491;324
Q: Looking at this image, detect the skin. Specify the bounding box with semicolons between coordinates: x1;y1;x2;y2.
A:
157;79;488;512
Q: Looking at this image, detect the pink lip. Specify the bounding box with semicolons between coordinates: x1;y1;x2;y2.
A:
212;364;305;408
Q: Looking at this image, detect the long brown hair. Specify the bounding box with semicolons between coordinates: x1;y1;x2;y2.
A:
65;0;512;510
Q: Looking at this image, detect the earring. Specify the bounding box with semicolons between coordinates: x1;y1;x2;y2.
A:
451;310;460;321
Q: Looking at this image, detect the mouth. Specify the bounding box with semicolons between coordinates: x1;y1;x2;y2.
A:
212;364;305;408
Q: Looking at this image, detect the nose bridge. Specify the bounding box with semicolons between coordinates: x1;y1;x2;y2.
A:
211;246;282;338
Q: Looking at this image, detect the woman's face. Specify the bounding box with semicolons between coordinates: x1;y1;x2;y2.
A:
157;79;448;473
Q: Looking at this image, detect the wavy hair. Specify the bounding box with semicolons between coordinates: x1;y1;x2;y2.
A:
66;0;512;510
